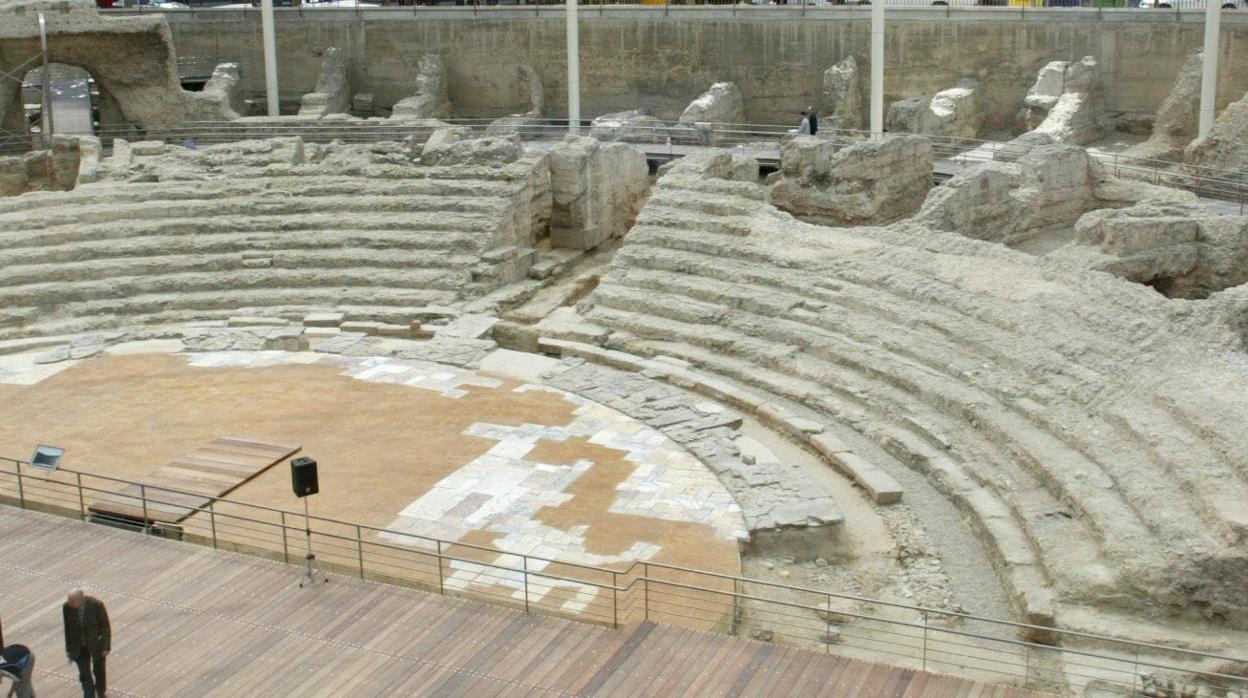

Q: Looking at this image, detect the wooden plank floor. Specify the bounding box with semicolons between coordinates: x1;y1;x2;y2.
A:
87;436;300;524
0;507;1050;697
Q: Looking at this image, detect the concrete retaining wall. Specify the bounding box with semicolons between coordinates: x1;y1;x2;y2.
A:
149;7;1248;127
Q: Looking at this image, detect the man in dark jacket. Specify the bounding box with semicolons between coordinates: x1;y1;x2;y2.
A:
63;590;109;698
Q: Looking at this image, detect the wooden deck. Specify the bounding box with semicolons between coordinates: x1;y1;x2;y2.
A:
87;436;300;524
0;507;1049;697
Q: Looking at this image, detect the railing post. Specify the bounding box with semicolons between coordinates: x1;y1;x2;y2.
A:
643;562;650;621
1132;646;1141;697
522;555;531;615
209;499;217;549
436;540;445;594
731;576;742;636
76;472;86;521
1024;642;1032;688
825;593;832;654
612;571;619;630
921;610;928;672
280;511;289;564
356;524;365;579
139;484;149;533
14;460;24;509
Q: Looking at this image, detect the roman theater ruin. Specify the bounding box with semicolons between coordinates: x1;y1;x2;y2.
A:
0;0;1247;695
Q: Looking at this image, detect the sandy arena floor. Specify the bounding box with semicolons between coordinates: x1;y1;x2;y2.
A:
0;348;743;622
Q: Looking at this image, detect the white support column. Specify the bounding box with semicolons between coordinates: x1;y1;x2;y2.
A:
566;0;581;134
870;0;884;137
38;12;54;146
1197;0;1220;138
260;0;280;117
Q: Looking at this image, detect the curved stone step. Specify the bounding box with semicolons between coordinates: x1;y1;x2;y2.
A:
0;268;468;309
0;248;483;284
0;287;459;340
0;231;485;267
0;212;504;251
0;195;510;234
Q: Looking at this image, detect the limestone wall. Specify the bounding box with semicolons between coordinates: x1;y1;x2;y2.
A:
153;9;1248;127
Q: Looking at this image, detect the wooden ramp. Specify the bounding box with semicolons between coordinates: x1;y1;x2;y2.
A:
0;506;1054;698
87;436;299;524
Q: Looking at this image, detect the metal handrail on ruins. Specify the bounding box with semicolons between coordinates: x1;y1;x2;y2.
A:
101;0;1248;13
1;455;1244;697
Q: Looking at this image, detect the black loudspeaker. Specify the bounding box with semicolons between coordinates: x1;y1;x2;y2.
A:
291;457;319;498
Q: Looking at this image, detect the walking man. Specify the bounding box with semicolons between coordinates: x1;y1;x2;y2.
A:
63;589;109;698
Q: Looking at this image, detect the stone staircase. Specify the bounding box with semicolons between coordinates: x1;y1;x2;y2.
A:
569;154;1248;637
0;143;550;340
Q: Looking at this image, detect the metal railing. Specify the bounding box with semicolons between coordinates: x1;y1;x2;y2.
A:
28;116;1242;212
1;455;1244;696
99;0;1248;11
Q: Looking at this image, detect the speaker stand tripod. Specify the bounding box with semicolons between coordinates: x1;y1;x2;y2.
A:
298;497;328;588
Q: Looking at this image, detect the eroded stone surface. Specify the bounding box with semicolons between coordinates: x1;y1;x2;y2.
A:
298;47;351;118
1018;57;1105;145
420;128;523;167
0;135;81;197
590;109;666;143
1185;88;1248;177
885;81;983;140
392;53;452;120
548;136;650;250
679;82;744;127
769;135;933;225
1126;50;1201;162
821;56;862;131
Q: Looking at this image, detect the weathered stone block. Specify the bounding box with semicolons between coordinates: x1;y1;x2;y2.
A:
303;312;346;327
821;55;862;131
548;136;649;250
391;53;451;120
678;82;744;128
770;135;933;225
298;47;350;118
